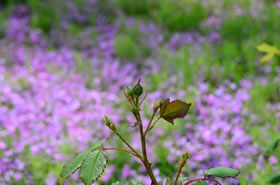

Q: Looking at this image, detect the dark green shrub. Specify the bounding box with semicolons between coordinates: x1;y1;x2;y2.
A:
153;0;207;32
221;15;260;42
28;0;60;33
0;0;27;6
117;0;158;16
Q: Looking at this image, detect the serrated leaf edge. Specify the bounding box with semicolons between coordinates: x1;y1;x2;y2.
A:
79;150;108;185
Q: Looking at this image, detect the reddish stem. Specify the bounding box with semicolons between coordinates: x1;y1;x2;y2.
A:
184;178;222;185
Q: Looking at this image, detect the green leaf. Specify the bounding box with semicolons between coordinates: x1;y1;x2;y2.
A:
164;177;187;185
203;166;240;178
268;174;280;184
112;181;124;185
80;150;108;185
257;43;280;54
59;139;106;180
266;138;280;156
193;181;208;185
89;139;105;151
160;100;191;125
178;177;188;183
131;179;145;185
257;43;280;63
60;150;91;179
260;53;274;64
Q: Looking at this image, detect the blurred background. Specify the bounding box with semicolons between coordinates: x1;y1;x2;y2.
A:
0;0;279;184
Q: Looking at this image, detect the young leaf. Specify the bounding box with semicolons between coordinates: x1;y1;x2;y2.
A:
266;138;280;156
160;100;191;125
80;150;108;185
160;98;170;116
268;174;280;184
257;43;280;54
192;181;208;185
60;150;91;179
257;43;280;63
131;179;145;185
203;166;240;178
260;53;274;64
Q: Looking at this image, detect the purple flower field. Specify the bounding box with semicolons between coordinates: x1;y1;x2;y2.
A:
0;1;280;185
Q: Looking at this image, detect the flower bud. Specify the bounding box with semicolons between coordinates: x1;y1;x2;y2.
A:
179;151;191;168
182;151;191;160
153;99;160;112
126;87;133;96
132;81;143;97
104;115;116;131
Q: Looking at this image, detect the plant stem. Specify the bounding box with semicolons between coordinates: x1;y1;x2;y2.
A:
115;131;143;160
144;110;157;136
134;97;158;185
95;147;138;157
173;166;183;185
145;117;161;134
139;121;158;185
184;178;222;185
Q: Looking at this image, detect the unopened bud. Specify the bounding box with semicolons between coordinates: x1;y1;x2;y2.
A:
153;99;160;112
104;115;116;131
126;87;133;96
179;151;191;168
182;151;191;160
132;81;143;97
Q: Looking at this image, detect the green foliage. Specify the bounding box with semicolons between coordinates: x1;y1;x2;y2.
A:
131;179;145;185
28;0;60;33
112;181;123;185
153;0;207;32
203;166;240;178
268;174;280;184
265;138;280;156
80;150;108;185
60;150;91;179
257;43;280;63
116;0;157;16
59;140;105;184
0;0;27;5
114;35;139;59
0;7;10;38
221;15;259;41
192;181;208;185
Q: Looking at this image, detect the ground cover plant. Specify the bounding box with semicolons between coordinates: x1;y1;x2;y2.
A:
0;0;280;184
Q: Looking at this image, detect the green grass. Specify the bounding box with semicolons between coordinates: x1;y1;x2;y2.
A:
153;0;207;32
